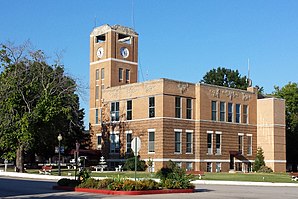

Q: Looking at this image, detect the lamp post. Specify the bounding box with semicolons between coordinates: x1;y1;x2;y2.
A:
57;134;63;176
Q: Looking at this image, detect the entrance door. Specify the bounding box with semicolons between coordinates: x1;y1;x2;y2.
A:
230;154;234;170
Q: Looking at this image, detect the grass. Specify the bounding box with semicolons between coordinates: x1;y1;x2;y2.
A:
6;167;296;183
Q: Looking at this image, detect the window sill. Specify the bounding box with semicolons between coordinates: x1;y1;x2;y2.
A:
206;153;213;155
148;152;155;154
186;153;193;155
215;153;222;155
174;152;182;155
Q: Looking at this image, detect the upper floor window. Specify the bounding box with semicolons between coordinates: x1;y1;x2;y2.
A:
207;131;213;155
95;109;99;124
119;68;123;82
175;97;181;118
96;34;106;43
215;132;221;155
149;97;155;118
111;102;119;121
118;33;131;44
126;69;130;83
243;105;248;124
238;134;244;154
211;101;217;121
174;130;182;153
228;103;233;122
101;68;105;80
247;134;252;155
95;69;99;80
220;102;225;122
95;85;99;100
186;98;192;119
127;100;132;120
148;130;155;153
186;130;193;153
236;104;241;123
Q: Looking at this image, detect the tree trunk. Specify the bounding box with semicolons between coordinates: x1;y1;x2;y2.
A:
16;145;24;172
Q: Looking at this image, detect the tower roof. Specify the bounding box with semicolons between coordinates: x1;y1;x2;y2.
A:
91;24;138;37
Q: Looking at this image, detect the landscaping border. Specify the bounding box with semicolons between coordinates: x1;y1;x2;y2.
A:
53;186;195;195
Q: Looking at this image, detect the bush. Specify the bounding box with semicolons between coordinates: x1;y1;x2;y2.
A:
156;160;194;189
107;179;160;191
97;179;114;189
77;168;90;183
77;178;99;188
258;166;273;173
123;156;148;171
57;178;80;187
253;147;265;172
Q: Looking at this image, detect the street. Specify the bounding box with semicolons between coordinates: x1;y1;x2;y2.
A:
0;176;297;199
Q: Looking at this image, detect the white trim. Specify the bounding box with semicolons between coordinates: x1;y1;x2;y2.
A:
142;158;255;163
125;130;132;134
148;129;155;132
96;133;102;136
215;131;222;134
207;131;213;134
186;130;194;133
246;134;252;136
238;133;244;136
257;124;286;127
90;58;138;66
265;160;286;163
174;129;183;132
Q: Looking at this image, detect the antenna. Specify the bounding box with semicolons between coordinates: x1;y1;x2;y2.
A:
131;0;135;29
247;58;252;87
94;15;97;28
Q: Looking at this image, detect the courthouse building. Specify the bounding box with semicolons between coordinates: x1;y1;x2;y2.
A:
89;24;286;172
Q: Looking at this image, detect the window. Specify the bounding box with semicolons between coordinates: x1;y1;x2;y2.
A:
186;98;192;119
216;163;221;172
110;133;119;153
118;33;131;44
220;102;225;122
215;132;221;155
111;102;119;121
207;162;212;172
148;130;155;153
96;34;105;43
119;68;123;82
96;69;99;80
95;109;99;124
211;101;217;121
247;135;252;155
175;97;181;118
186;130;193;153
95;85;99;100
126;132;132;153
238;134;243;154
126;100;132;120
174;130;182;153
149;97;155;118
175;162;182;168
186;162;193;171
97;134;102;149
207;131;213;154
228;103;233;122
243;105;248;124
126;69;130;83
101;68;105;80
236;104;241;123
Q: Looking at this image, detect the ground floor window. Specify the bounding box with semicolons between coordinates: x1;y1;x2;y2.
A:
186;162;193;171
207;162;212;172
216;162;221;172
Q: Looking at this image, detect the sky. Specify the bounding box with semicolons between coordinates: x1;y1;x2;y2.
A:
1;0;298;129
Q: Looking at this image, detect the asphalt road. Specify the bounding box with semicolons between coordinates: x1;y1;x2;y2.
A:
0;176;297;199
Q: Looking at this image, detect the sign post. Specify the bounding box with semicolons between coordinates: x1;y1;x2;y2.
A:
131;137;141;181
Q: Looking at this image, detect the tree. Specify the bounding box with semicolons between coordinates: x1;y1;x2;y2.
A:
253;147;265;172
273;82;298;167
200;67;249;90
0;43;87;172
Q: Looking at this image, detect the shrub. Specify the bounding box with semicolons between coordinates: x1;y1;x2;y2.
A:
122;179;136;191
123;156;148;171
77;178;99;188
77;168;90;183
156;160;194;189
141;179;159;190
258;165;273;173
57;178;80;187
97;178;114;189
108;181;123;191
253;147;265;172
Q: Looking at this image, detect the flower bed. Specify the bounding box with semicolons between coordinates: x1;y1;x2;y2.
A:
53;186;195;195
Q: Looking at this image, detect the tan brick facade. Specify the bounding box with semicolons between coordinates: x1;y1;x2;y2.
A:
89;24;286;172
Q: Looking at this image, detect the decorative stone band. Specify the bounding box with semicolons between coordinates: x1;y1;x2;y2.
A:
90;58;138;65
265;160;287;163
142;158;255;163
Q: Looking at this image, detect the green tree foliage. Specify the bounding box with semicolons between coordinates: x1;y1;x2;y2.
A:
0;43;87;172
273;82;298;165
123;156;147;171
200;67;249;90
253;147;265;172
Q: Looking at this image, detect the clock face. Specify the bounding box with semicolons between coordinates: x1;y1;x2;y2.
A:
96;47;104;58
120;47;129;58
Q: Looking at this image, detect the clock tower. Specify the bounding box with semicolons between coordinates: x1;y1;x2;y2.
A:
89;24;138;137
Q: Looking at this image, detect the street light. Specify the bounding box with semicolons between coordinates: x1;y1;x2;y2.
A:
57;133;63;176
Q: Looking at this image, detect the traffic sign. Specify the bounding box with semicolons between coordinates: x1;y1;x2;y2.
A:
131;137;141;156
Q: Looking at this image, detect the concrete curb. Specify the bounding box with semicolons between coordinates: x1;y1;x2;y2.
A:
1;171;297;187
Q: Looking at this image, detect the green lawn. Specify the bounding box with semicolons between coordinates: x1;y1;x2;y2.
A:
20;168;297;183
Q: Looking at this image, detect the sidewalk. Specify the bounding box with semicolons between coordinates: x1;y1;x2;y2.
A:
1;171;298;187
